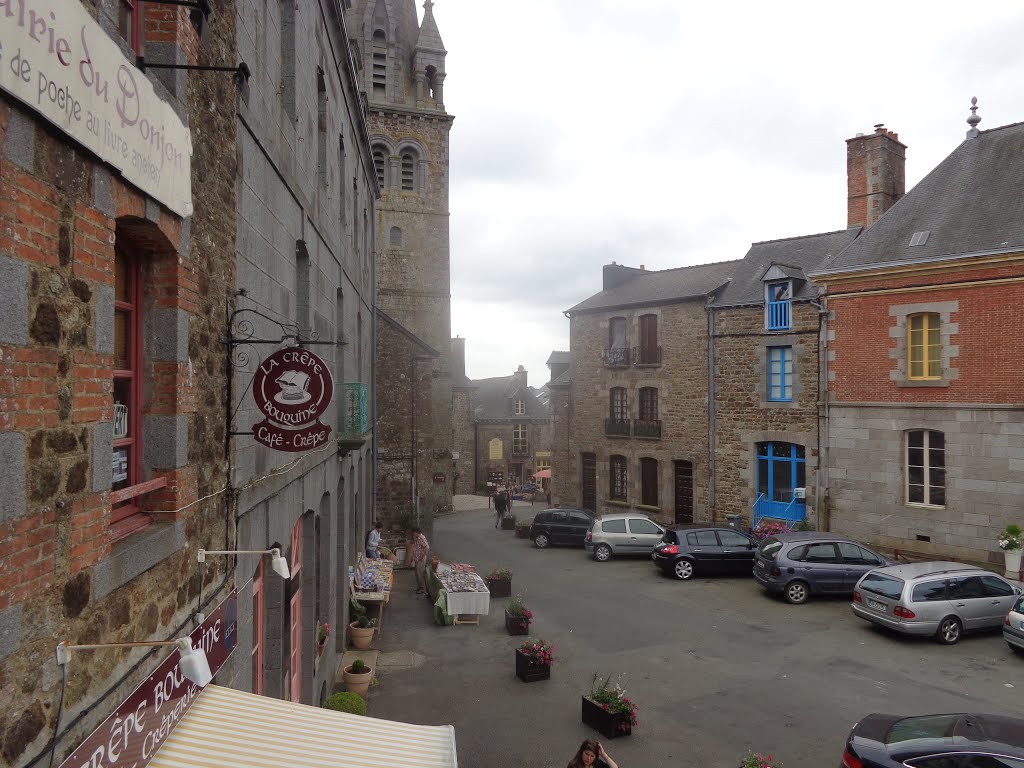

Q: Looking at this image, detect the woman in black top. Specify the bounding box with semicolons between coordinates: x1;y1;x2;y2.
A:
567;739;618;768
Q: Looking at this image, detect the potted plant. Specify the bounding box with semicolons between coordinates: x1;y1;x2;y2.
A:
505;595;532;635
486;566;513;598
582;674;638;739
317;622;330;656
348;597;378;650
739;753;783;768
322;691;366;716
514;638;553;682
999;524;1023;577
501;513;517;531
515;520;532;539
343;658;374;695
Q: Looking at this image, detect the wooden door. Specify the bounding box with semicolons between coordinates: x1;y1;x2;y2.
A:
581;452;597;513
674;461;693;524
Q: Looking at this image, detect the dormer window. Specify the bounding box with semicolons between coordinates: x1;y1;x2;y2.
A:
514;399;525;416
765;281;792;331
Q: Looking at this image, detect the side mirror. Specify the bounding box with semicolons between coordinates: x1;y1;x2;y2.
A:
1015;587;1023;596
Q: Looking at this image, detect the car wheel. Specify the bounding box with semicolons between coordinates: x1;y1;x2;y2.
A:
593;544;612;562
533;533;549;549
936;616;962;645
672;558;695;580
784;581;810;605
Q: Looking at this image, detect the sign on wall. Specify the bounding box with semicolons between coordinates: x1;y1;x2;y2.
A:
59;590;238;768
251;348;334;452
488;438;503;460
0;0;193;216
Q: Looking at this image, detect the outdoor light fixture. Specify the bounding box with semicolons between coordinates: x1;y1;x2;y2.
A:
55;638;213;687
197;548;290;579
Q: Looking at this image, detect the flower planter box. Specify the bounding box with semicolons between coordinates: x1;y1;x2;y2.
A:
501;517;516;530
515;526;531;539
515;649;550;682
486;577;512;598
581;696;632;739
505;610;530;635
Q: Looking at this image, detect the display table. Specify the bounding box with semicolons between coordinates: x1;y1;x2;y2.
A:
352;557;394;636
426;563;490;626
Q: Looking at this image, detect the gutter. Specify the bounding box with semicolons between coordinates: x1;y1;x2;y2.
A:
809;244;1024;279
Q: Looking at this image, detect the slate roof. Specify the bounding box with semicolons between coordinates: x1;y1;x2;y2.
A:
713;227;861;307
815;121;1024;274
546;351;570;365
471;376;549;421
415;0;446;53
566;260;740;314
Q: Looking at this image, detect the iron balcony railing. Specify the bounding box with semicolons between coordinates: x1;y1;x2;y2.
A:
633;419;662;439
633;345;662;366
767;300;791;331
604;418;631;437
601;347;631;367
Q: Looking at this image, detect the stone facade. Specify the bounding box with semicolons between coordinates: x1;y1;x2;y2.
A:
0;3;236;765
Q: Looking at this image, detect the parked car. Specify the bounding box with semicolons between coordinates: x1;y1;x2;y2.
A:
1004;594;1024;655
851;561;1023;644
840;712;1024;767
652;525;758;580
584;513;666;561
529;508;596;549
753;532;891;604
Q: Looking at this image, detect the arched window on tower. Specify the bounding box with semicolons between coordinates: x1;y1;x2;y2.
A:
400;151;416;191
372;145;386;189
389;226;402;247
425;65;437;101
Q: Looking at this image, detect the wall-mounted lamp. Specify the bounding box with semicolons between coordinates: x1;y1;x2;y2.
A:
197;548;290;579
55;638;213;687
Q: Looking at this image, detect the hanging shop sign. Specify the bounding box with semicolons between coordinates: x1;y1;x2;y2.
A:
0;0;193;216
252;347;334;452
59;590;238;768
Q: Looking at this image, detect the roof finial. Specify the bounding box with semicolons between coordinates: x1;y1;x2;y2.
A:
966;96;981;138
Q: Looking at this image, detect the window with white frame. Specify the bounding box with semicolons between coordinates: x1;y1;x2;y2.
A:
906;430;945;507
513;424;528;455
514;398;525;416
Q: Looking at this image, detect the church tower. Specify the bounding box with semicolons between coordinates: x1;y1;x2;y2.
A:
350;0;455;522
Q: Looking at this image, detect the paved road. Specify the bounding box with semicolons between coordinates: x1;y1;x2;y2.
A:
367;499;1024;768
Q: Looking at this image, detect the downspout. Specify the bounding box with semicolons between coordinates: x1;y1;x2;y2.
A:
410;357;417;517
810;297;829;531
707;303;717;524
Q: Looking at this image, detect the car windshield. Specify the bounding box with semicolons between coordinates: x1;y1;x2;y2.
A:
859;573;905;600
885;714;960;744
757;538;783;560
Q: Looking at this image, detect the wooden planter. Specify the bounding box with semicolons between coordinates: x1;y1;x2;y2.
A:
486;577;512;598
501;517;516;530
515;649;550;682
581;696;632;739
504;610;530;635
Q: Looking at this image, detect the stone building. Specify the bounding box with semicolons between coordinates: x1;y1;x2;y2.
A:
810;109;1024;568
352;0;457;524
562;261;738;523
547;356;573;508
450;337;477;495
0;3;238;764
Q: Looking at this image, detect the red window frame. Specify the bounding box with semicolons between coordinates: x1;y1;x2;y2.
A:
111;247;148;538
119;0;143;54
251;561;264;696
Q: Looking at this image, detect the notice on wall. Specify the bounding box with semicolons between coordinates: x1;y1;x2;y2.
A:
0;0;194;216
488;438;503;460
112;448;128;483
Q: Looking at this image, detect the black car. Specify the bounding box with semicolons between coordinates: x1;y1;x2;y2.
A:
652;525;758;580
841;712;1024;767
529;508;595;548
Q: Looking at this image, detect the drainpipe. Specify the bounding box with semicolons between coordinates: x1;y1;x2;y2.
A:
707;304;717;524
810;297;829;531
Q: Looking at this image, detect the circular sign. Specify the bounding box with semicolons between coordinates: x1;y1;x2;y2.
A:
253;348;334;426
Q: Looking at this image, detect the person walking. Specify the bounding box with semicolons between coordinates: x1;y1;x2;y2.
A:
567;739;618;768
494;490;508;528
410;526;430;594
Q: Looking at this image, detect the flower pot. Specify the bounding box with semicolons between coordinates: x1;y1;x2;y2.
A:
514;649;550;682
486;577;512;598
581;696;632;739
501;517;516;530
505;610;530;636
349;621;375;650
343;664;373;695
1005;549;1023;578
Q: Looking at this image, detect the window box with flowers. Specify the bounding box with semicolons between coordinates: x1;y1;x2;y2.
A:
505;595;532;635
515;638;553;682
486;566;513;598
752;519;789;540
582;674;637;738
317;622;331;657
739;752;783;768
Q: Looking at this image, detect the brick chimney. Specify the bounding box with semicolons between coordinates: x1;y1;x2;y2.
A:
602;263;643;291
513;364;527;389
847;124;906;230
451;337;466;382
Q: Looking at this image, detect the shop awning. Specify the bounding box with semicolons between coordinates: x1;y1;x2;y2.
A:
533;468;551;479
147;685;458;768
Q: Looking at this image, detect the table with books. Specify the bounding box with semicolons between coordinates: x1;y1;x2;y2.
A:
426;562;490;626
351;556;394;636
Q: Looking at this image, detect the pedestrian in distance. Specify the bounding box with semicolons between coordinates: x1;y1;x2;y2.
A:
365;521;383;558
494;491;508;528
567;739;618;768
410;527;430;594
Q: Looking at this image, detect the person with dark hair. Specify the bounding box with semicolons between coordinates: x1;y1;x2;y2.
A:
410;526;430;594
567;739;618;768
494;490;508;528
366;521;384;558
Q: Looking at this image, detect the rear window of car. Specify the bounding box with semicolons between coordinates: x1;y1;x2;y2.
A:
859;573;905;600
601;519;626;533
885;714;959;744
758;538;784;560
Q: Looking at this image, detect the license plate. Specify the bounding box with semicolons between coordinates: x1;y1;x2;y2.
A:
867;599;886;612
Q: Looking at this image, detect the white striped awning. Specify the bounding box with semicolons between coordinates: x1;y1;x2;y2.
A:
147;685;458;768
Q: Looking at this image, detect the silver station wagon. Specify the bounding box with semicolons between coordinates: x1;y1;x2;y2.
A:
852;561;1023;645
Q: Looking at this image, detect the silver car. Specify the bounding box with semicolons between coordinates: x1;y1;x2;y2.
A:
585;513;665;562
852;561;1023;644
1005;594;1024;655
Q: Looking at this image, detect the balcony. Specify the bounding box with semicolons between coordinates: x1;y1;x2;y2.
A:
633;419;662;439
767;300;791;331
604;418;631;437
601;347;631;367
633;345;662;366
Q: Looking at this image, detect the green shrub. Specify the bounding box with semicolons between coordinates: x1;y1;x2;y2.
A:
351;659;368;674
323;691;366;716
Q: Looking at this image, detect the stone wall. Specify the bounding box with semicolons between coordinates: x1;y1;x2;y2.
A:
451;388;476;492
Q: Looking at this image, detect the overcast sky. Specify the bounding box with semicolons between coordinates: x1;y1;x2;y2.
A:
429;1;1024;385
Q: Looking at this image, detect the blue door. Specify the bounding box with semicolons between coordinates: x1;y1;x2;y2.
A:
756;442;806;523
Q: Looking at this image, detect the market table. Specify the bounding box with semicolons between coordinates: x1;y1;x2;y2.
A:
352;556;393;636
426;563;490;626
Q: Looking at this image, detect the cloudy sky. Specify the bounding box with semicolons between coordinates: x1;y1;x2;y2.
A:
430;1;1024;385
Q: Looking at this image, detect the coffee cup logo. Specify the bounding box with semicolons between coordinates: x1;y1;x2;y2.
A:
251;348;334;452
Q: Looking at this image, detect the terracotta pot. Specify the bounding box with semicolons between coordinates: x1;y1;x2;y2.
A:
343;664;373;695
349;621;375;650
